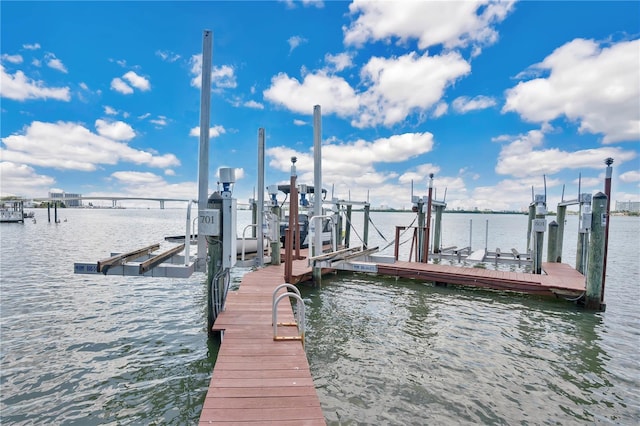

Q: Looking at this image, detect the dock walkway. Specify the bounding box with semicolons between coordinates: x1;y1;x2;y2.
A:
199;257;326;425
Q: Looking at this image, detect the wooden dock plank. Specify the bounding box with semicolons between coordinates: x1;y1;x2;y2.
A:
199;254;326;425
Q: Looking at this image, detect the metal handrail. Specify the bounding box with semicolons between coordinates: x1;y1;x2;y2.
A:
272;284;305;344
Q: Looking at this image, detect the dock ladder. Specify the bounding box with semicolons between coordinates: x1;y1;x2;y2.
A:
272;284;305;344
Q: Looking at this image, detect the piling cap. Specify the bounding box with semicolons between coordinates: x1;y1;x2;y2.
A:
593;191;606;199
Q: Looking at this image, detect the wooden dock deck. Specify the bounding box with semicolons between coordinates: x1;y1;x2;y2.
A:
199;256;326;425
376;261;585;297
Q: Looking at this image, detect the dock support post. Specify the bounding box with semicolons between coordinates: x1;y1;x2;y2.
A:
576;193;591;274
601;158;613;305
345;204;352;248
586;192;607;311
363;203;370;249
556;205;567;262
54;202;58;224
526;204;535;252
256;128;265;267
271;205;281;265
422;173;434;263
196;30;213;273
416;199;425;260
433;205;443;253
313;105;322;259
547;220;558;263
47;202;51;223
284;228;292;283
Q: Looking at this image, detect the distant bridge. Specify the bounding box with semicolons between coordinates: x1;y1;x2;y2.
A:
32;196;193;209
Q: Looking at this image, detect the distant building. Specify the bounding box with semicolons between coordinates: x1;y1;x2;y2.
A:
49;191;83;207
615;200;640;213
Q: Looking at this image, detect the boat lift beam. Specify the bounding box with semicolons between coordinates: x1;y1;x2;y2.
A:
97;243;160;274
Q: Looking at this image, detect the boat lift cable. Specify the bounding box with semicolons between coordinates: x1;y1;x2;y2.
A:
368;216;388;242
343;210;365;245
379;215;418;252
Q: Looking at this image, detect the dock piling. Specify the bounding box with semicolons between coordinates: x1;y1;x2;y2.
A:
586;192;607;311
547;220;559;263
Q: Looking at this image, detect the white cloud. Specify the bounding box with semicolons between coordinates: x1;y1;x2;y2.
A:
264;72;360;117
293;119;307;126
79;82;89;91
619;170;640;183
22;43;41;50
103;171;196;200
0;161;55;198
150;116;168;126
280;0;324;9
344;0;515;51
122;71;150;91
244;100;264;109
264;50;470;127
189;54;237;89
1;54;23;64
266;132;434;199
110;77;133;94
0;121;180;171
155;50;181;62
45;53;68;73
398;163;442;184
452;95;497;113
104;105;118;115
189;125;226;138
355;51;471;127
32;59;41;67
503;38;640;143
138;112;151;120
288;35;307;53
0;65;70;101
325;52;353;72
432;102;449;118
494;129;638;178
95;119;136;141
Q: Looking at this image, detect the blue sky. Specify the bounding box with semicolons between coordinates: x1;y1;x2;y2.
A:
1;0;639;210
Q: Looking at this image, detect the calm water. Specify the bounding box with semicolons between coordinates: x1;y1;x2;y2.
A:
1;209;638;424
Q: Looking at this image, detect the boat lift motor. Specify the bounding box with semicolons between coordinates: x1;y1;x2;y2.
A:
299;184;309;207
268;184;279;207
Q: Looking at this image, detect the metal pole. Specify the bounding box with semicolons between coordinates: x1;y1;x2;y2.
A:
257;128;265;267
423;174;434;263
601;158;613;303
313;105;322;258
197;30;213;273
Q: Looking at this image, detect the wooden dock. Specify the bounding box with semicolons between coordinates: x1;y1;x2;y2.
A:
376;261;585;297
199;256;326;425
199;250;585;424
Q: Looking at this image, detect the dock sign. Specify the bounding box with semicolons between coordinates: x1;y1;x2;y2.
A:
74;263;98;274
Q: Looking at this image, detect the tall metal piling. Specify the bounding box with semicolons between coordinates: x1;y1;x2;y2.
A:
586;192;607;311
